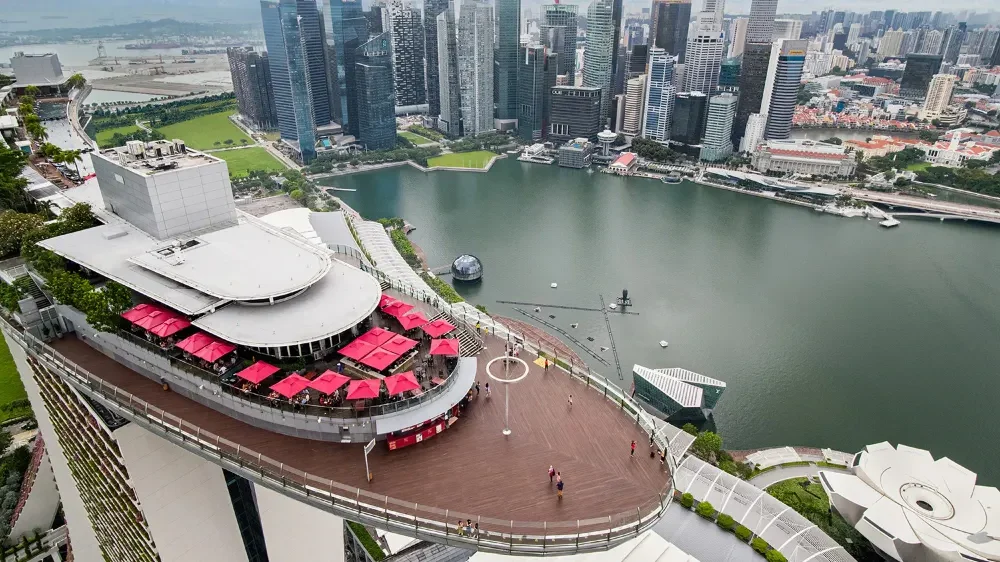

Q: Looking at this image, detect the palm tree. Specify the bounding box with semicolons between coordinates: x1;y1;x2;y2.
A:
26;122;48;142
24;85;41;98
62;150;83;176
39;143;61;160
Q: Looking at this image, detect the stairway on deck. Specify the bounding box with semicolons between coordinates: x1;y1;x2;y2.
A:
17;275;51;310
427;311;483;356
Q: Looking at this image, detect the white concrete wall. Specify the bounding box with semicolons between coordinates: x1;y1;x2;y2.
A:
253;483;345;562
1;333;104;562
113;423;248;562
9;448;60;541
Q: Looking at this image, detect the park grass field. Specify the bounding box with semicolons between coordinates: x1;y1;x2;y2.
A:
905;161;932;172
95;124;142;147
0;336;30;424
427;150;496;169
398;130;434;145
157;111;252;150
213;147;287;177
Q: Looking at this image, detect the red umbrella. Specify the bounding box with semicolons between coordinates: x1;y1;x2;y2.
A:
383;301;414;318
122;303;162;322
397;311;429;331
236;361;280;384
357;327;395;347
429;338;460;356
359;348;401;371
134;310;176;331
176;332;215;354
270;374;311;399
346;379;381;400
193;341;236;363
384;371;421;396
422;319;456;338
148;317;190;338
308;370;351;394
379;334;417;355
379;294;397;309
339;339;377;361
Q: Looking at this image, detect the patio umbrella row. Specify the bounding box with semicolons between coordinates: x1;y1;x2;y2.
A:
379;296;460;335
121;304;191;337
249;367;419;400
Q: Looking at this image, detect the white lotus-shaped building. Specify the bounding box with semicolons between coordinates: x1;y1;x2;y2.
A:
819;442;1000;562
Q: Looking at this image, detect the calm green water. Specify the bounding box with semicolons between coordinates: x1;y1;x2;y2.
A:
323;159;1000;483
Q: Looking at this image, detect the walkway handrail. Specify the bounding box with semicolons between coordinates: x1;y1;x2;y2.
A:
1;317;674;555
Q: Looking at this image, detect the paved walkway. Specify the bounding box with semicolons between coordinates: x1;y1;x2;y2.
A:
748;463;851;489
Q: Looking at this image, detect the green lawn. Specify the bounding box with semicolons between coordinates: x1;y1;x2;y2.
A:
427;150;496;169
905;161;932;172
95;124;142;147
0;335;31;424
398;130;434;145
213;147;287;177
157;111;252;150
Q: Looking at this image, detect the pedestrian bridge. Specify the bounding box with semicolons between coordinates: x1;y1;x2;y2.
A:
890;212;1000;225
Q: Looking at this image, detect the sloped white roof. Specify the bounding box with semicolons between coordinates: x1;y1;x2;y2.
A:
654;368;727;388
633;365;704;408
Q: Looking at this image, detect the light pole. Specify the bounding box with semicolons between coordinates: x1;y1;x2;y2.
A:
486;355;528;438
503;357;511;436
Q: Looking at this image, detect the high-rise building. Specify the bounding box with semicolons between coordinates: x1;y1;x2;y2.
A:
583;0;615;123
495;0;521;123
746;0;779;44
940;23;966;65
727;18;748;58
620;74;647;137
366;1;389;33
292;0;333;127
642;48;676;142
436;4;462;135
457;0;494;135
917;29;942;55
609;0;624;97
625;23;646;48
923;73;956;116
227;47;279;130
516;44;557;141
355;32;397;150
260;0;317;163
846;23;861;45
733;41;771;144
761;39;807;141
649;0;692;62
773;19;802;41
328;0;369;134
386;0;426;109
719;57;740;90
700;92;738;161
899;53;942;100
979;29;1000;60
899;30;919;58
549;86;603;145
739;112;766;152
541;4;579;81
877;29;904;59
992;32;1000;67
682;2;725;95
424;0;450;117
671;91;708;145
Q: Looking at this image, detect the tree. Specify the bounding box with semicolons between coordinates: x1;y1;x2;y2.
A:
26;121;48;142
751;537;770;555
224;139;234;146
24;85;41;98
0;212;44;257
766;549;788;562
680;492;694;508
691;431;723;458
918;130;941;143
964;159;988;169
65;73;87;90
0;75;13;89
695;501;715;519
289;189;305;203
213;141;222;148
61;149;84;176
38;143;62;160
894;177;911;187
681;423;698;436
239;138;248;146
821;137;842;145
716;513;735;530
734;525;752;542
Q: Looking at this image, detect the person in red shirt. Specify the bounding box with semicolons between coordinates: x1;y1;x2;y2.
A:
630;440;636;458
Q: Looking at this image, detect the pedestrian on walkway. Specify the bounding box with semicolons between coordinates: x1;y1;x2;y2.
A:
548;465;555;482
457;520;465;536
485;382;490;397
567;394;573;407
630;440;636;458
465;520;473;536
660;448;667;467
650;434;656;458
557;478;564;498
475;381;480;396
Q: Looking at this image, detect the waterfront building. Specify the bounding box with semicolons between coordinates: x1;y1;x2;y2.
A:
739;112;766;152
650;0;692;63
922;73;956;119
8;52;65;94
558;138;595;168
516;44;557;142
495;0;521;124
541;4;579;81
583;0;616;123
761;39;807;141
727;18;748;58
772;19;802;41
901;132;998;167
436;5;462;136
355;32;397;150
227;47;279;130
386;0;426;110
900;54;943;101
819;443;1000;562
733;41;772;144
328;0;371;134
597;128;617;156
746;0;779;44
632;365;726;421
608;151;640;174
671;92;708;146
700;93;738;161
642;49;676;143
751;139;858;177
620;74;647;138
423;0;450;117
549;86;603;145
260;0;317;163
878;29;904;59
457;0;495;136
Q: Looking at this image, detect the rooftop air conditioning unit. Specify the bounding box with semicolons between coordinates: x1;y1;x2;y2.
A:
126;140;145;157
173;139;186;153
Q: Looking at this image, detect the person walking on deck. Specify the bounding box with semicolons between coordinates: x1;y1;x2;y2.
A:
557;478;564;498
567;394;573;407
630;440;636;458
548;465;555;483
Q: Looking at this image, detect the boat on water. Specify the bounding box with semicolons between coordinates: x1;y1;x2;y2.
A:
662;172;682;184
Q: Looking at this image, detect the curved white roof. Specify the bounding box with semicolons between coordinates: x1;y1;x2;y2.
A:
819;442;1000;562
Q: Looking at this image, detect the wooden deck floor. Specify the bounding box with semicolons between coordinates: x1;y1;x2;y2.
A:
52;335;669;525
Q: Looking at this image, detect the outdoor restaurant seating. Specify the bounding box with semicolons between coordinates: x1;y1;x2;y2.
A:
429;338;460;356
422;319;456;338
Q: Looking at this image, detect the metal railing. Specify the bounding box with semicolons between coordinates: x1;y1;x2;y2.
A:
1;318;676;556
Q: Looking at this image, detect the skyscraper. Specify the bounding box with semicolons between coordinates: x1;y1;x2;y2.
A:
541;4;579;81
746;0;779;43
733;42;771;143
355;32;397;150
992;33;1000;67
727;18;748;58
328;0;369;134
436;4;462;135
899;53;942;100
916;29;942;56
609;0;624;97
495;0;521;123
457;0;495;135
424;0;450;117
620;75;646;137
583;0;615;123
386;0;426;109
877;29;904;59
549;86;603;145
700;92;738;161
761;39;807;141
773;19;802;41
642;47;676;142
682;0;725;95
923;73;956;116
649;0;691;62
671;91;708;145
739;112;766;152
516;44;557;141
227;47;278;130
940;23;966;65
293;0;333;127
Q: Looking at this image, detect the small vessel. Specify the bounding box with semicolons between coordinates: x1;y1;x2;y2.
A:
570;323;579;329
608;303;617;310
550;282;558;288
662;172;682;184
659;341;669;348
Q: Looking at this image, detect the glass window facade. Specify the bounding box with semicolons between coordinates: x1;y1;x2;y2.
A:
451;254;483;281
224;469;269;562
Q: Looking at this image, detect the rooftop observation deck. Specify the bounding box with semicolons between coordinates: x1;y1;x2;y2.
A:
40;329;673;553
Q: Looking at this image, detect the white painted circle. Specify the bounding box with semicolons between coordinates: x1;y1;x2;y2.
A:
486;356;529;384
